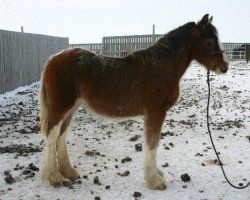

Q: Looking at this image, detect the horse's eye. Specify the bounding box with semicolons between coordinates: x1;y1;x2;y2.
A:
208;38;215;43
206;38;216;49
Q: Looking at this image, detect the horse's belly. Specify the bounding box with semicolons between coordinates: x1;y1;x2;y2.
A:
82;93;144;118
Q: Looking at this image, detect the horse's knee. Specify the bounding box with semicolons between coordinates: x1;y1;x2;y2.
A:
146;135;160;150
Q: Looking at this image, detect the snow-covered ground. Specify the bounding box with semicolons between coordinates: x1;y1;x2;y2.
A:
0;62;249;200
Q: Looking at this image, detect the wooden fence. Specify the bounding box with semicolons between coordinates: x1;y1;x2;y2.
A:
102;34;162;57
223;43;248;60
0;29;69;94
70;35;250;61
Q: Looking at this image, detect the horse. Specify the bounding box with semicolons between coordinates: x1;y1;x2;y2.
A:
39;14;228;190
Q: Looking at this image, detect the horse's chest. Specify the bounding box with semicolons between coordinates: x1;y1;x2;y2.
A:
159;86;179;109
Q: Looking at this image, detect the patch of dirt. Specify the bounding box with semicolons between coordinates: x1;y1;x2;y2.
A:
0;144;42;156
206;159;224;166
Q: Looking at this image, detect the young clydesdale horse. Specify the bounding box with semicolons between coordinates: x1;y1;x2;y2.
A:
39;14;228;190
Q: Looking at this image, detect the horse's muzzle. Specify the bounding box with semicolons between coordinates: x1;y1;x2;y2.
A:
215;62;228;75
220;66;228;73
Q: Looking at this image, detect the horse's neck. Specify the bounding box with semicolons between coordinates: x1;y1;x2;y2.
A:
170;44;194;81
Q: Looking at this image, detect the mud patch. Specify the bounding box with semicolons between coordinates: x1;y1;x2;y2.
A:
0;144;42;156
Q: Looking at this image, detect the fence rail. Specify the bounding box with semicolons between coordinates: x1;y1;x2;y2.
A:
69;43;102;53
0;29;69;94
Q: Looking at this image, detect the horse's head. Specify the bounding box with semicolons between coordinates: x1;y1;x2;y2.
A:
193;14;229;74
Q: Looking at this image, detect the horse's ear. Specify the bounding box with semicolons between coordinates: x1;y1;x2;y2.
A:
201;14;210;24
197;14;210;30
209;16;213;23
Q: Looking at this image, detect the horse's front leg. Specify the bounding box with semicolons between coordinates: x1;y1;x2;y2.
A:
144;112;167;190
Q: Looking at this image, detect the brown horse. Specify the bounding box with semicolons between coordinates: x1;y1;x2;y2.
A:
39;14;228;190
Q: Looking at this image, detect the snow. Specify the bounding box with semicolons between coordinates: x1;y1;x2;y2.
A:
0;61;249;200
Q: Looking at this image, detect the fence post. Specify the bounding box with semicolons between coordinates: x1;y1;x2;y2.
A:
152;25;156;43
246;43;249;63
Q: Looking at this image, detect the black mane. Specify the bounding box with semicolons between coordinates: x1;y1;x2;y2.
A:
132;22;196;68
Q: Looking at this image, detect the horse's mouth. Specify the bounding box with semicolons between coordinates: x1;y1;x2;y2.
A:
214;62;228;74
214;67;227;75
220;67;228;73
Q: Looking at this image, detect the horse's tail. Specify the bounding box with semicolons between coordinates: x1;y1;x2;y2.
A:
39;69;50;136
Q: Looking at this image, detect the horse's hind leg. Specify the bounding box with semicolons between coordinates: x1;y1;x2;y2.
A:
41;90;79;186
42;120;64;186
144;112;167;190
57;113;79;181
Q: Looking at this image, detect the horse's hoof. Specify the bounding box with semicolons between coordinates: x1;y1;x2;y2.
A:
149;181;167;190
146;174;167;190
41;167;64;186
60;166;79;181
62;179;74;187
49;172;64;187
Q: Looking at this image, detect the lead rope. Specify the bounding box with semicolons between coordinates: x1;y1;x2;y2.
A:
206;69;250;189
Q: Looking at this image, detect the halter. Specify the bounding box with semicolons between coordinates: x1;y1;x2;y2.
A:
206;70;250;189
